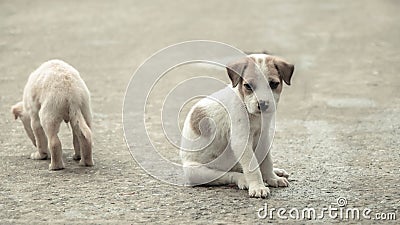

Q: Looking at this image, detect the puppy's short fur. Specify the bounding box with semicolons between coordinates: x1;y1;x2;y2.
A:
12;59;93;170
180;54;294;198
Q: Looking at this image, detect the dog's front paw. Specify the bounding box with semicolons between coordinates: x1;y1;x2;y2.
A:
266;177;289;188
248;183;270;198
274;168;289;178
30;152;48;160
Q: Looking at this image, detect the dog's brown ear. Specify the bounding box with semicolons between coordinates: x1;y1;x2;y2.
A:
11;102;24;120
274;58;294;86
226;58;249;87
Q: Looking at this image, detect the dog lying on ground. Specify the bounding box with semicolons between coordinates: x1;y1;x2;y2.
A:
180;54;294;198
11;59;94;170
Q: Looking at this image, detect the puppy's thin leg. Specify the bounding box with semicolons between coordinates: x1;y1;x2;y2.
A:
209;171;247;189
72;129;81;160
71;109;93;167
30;114;49;160
232;136;269;198
42;118;64;170
183;165;247;188
79;105;93;166
77;129;93;167
260;151;289;187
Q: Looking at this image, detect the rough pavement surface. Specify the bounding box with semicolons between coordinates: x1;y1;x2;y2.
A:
1;0;399;224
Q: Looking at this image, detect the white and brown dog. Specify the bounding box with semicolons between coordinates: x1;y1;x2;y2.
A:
180;54;294;198
11;59;94;170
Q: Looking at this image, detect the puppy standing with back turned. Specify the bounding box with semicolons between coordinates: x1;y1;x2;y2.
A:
12;59;94;170
180;54;294;198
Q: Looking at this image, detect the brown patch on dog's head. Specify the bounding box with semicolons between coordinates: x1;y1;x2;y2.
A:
268;56;294;86
11;102;24;120
261;56;294;94
226;57;249;88
226;57;262;100
190;106;210;136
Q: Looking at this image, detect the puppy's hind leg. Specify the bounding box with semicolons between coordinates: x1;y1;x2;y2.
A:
41;118;64;170
72;129;81;160
70;109;93;167
76;126;93;167
274;168;289;178
30;114;49;160
183;164;247;189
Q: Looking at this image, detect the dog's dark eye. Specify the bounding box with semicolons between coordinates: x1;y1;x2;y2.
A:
243;83;253;91
269;81;280;89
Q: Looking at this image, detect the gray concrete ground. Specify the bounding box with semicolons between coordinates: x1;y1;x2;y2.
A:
1;0;399;224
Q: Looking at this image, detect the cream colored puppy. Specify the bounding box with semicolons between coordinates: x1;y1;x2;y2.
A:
180;54;294;198
12;59;93;170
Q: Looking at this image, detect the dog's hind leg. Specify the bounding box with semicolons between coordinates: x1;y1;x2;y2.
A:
273;168;289;178
30;113;49;160
43;122;64;170
72;129;81;160
70;107;93;167
183;165;247;188
75;124;93;167
40;110;64;170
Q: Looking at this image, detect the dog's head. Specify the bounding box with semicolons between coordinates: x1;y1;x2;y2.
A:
227;54;294;115
11;101;36;146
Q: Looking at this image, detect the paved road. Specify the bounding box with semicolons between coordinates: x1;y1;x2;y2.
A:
1;0;399;224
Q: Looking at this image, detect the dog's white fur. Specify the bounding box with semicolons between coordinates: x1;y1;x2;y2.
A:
180;54;294;198
11;59;93;170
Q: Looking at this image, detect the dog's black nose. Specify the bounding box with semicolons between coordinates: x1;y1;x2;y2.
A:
258;100;268;111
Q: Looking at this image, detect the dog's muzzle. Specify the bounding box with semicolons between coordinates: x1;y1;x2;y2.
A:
257;100;269;111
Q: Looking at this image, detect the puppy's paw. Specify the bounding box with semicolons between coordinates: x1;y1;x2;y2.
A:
79;159;94;167
30;152;48;160
72;154;81;160
49;162;65;170
266;177;289;188
248;183;270;198
274;168;289;178
237;175;248;190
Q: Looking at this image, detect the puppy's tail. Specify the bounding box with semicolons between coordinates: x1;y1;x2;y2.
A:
69;105;92;143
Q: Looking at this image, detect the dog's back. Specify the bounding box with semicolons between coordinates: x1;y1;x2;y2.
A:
24;60;91;123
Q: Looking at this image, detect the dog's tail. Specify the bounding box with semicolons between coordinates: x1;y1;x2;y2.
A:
69;104;92;146
69;103;94;166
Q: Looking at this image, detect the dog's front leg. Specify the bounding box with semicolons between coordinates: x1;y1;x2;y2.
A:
256;121;289;188
232;137;269;198
260;151;289;187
